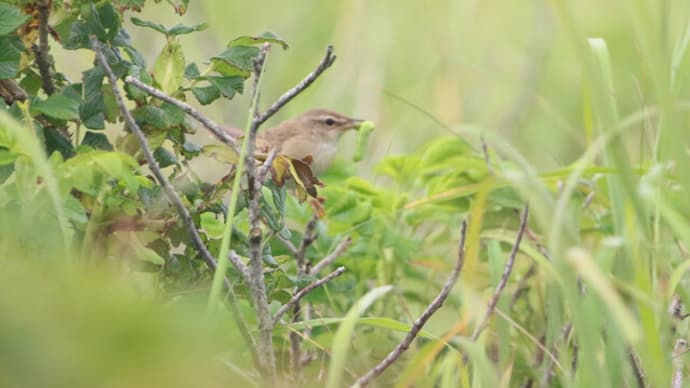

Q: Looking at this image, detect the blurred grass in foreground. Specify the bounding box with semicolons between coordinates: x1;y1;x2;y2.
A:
0;257;251;388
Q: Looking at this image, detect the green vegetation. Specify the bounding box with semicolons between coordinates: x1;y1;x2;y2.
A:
1;0;690;387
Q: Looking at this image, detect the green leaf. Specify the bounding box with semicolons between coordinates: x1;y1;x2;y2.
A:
0;3;30;36
184;63;200;79
160;102;185;126
206;75;244;98
154;146;178;168
31;95;80;121
125;65;152;101
210;46;259;78
326;286;394;388
43;127;76;159
20;71;42;95
153;40;185;94
63;195;88;224
191;85;220;105
131;105;167;129
131;17;206;37
63;3;121;49
168;22;207;36
228;32;288;49
101;85;119;123
0;36;22;79
130;17;168;35
82;131;113;151
0;162;13;184
200;212;224;238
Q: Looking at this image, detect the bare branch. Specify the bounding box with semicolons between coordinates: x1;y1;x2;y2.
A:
35;0;55;95
228;250;251;285
277;235;299;256
124;75;240;152
243;43;277;379
273;266;347;324
353;219;469;387
0;79;28;104
470;204;529;341
672;339;688;388
296;215;319;276
255;45;336;126
256;147;279;185
310;236;352;276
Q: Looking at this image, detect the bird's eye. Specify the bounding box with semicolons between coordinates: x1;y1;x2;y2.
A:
325;118;336;126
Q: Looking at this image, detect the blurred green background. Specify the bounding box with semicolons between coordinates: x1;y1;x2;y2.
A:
48;0;690;177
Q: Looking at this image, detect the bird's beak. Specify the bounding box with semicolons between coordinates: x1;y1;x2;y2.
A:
344;118;364;130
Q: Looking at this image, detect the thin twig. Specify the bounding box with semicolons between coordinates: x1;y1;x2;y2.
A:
510;262;537;307
35;0;55;95
277;235;299;256
256;147;279;184
673;339;688;388
273;266;347;324
228;250;251;284
255;45;336;126
352;219;469;387
310;236;352;276
0;79;28;104
296;215;319;276
124;75;240;152
470;204;528;341
244;43;276;379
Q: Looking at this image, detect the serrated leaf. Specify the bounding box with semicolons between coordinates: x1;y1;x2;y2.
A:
82;131;113;151
0;36;22;79
0;3;30;36
228;32;288;49
153;40;185;94
80;97;105;129
160;102;185;126
168;22;207;36
210;46;259;78
31;95;80;121
184;62;200;79
43;127;76;159
153;146;178;168
131;105;167;129
206;75;244;98
191;85;220;105
130;17;168;35
131;17;205;37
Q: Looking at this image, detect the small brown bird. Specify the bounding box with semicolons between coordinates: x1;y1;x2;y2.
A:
225;109;363;175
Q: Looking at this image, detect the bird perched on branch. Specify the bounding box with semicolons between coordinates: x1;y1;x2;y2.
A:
225;108;363;176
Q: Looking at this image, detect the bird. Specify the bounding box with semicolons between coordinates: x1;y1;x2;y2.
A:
225;109;363;176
